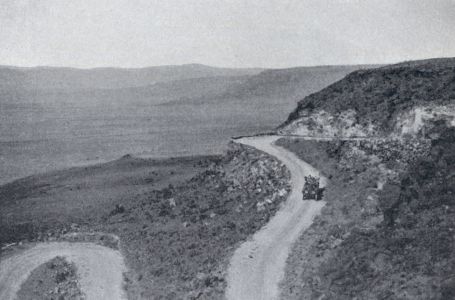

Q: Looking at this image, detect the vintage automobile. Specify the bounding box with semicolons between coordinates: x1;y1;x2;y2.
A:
302;175;325;200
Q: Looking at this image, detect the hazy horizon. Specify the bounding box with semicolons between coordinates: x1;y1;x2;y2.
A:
0;61;386;70
1;0;455;69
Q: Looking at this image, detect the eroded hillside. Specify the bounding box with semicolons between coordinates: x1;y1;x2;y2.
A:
280;58;455;138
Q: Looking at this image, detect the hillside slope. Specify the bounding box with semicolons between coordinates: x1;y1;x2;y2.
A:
318;127;455;299
0;144;291;299
280;58;455;137
278;127;455;300
276;57;455;300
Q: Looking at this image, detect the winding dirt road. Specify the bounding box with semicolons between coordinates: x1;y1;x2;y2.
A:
226;135;327;300
0;242;127;300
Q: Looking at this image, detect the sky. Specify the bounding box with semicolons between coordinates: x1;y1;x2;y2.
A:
0;0;455;68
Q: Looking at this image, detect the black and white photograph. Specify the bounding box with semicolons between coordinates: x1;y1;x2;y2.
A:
1;1;455;299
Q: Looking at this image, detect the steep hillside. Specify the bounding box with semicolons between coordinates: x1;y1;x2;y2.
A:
0;64;261;91
317;128;455;299
278;127;455;300
276;57;455;300
280;58;455;137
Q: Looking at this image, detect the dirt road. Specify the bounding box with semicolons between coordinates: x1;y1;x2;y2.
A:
0;242;127;300
226;135;326;300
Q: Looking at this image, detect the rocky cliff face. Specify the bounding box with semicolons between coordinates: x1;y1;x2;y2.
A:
279;109;377;137
279;105;455;139
279;58;455;138
393;104;455;138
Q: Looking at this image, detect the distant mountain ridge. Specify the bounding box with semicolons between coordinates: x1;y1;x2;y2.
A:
156;65;376;107
222;65;379;100
0;64;374;112
0;64;263;90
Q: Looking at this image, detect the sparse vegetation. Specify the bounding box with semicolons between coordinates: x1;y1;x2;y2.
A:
0;143;290;299
277;124;454;299
99;142;290;299
0;155;212;245
317;128;455;299
16;256;83;300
